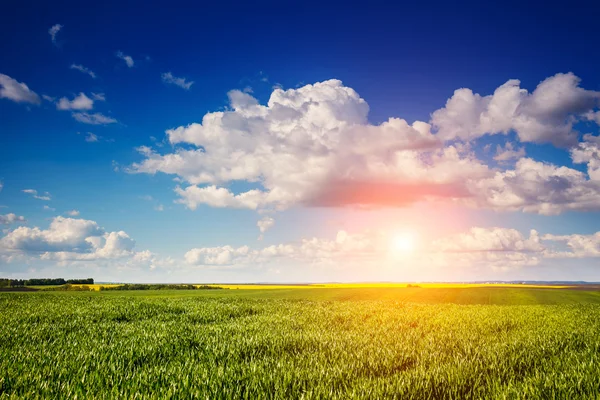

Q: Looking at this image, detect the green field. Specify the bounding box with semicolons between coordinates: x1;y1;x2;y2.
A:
1;287;600;398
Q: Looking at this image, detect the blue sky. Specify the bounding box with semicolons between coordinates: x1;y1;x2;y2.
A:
1;0;600;282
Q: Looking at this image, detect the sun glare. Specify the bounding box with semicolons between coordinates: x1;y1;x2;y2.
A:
391;233;415;254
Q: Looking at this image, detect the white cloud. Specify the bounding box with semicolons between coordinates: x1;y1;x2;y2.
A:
183;227;600;271
48;24;62;45
57;93;94;110
91;92;105;101
129;76;600;215
174;185;269;210
494;142;525;162
543;232;600;258
43;205;56;211
0;214;25;225
72;112;117;125
22;189;51;201
154;204;164;211
257;216;275;233
130;80;451;210
70;64;96;79
85;132;99;142
432;73;600;147
1;217;103;253
0;216;143;262
185;245;251;265
161;72;194;90
432;227;544;253
116;51;134;68
571;134;600;181
257;216;275;240
466;158;600;214
66;210;80;216
42;94;55;102
0;73;40;104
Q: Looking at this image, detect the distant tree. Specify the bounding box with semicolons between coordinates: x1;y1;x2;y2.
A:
66;278;94;284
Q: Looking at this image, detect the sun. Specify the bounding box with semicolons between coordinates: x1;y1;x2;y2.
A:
391;233;415;254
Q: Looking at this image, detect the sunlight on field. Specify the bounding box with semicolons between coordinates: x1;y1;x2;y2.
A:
204;284;316;290
207;283;572;290
69;284;121;291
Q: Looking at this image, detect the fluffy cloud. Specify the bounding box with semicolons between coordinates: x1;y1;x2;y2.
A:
432;227;544;253
129;75;600;215
466;158;600;214
70;64;96;79
66;210;80;216
543;232;600;258
161;72;194;90
432;73;599;147
48;24;62;45
22;189;51;201
183;227;599;271
72;112;117;125
130;80;463;210
1;217;103;253
0;214;25;225
57;93;94;110
0;73;40;104
571;134;600;181
116;51;134;68
494;142;525;162
185;245;250;265
0;216;141;262
257;216;274;233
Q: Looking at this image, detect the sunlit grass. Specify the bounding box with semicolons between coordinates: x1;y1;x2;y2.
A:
209;283;573;290
1;291;599;398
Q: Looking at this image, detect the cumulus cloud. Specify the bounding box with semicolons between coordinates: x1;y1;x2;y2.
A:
0;216;143;262
185;245;251;265
183;227;599;271
129;75;600;215
543;232;600;258
48;24;62;45
571;134;600;181
116;51;134;68
22;189;51;201
66;210;80;216
70;64;96;79
466;158;600;214
432;73;600;147
130;80;451;210
0;73;41;104
57;93;94;110
161;72;194;90
432;227;544;253
494;142;526;162
0;214;25;225
72;112;117;125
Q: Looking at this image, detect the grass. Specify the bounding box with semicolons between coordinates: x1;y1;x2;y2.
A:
1;287;599;398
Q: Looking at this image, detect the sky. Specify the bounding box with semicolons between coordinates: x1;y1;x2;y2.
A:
1;0;600;283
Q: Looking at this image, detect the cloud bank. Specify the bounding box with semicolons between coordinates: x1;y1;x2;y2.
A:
129;74;600;215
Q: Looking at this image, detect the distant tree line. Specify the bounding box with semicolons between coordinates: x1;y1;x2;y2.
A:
0;278;94;287
100;284;223;291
